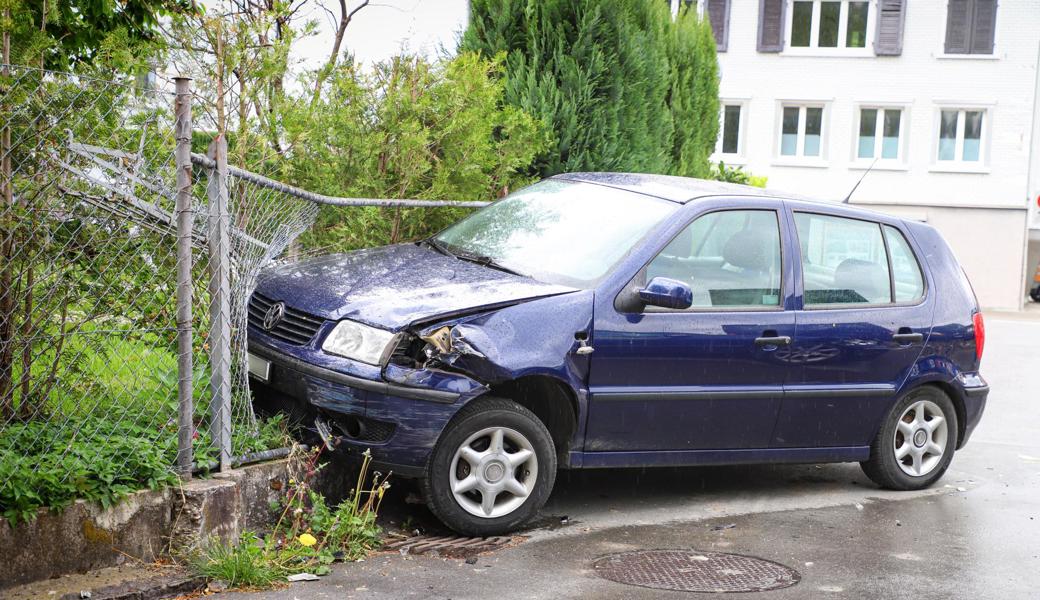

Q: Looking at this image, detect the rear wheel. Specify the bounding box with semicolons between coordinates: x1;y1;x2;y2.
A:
861;387;958;490
424;397;556;536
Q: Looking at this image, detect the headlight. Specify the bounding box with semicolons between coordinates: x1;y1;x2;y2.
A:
321;320;395;365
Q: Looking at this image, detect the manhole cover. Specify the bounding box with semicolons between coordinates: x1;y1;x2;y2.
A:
592;550;800;593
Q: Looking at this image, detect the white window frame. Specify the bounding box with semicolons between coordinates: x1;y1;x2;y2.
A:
774;101;829;167
851;104;909;169
784;0;876;57
929;104;992;174
713;100;748;164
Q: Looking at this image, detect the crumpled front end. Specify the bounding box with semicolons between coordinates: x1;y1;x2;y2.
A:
249;289;595;475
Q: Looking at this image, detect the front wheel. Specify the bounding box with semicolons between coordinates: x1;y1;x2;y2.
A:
861;387;959;490
423;397;557;536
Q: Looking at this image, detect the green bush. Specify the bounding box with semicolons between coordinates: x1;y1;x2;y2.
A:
462;0;720;179
283;52;550;253
711;161;769;188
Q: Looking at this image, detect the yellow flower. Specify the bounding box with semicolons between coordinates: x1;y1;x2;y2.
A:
298;533;317;547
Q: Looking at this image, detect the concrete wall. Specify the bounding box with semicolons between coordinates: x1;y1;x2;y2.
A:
715;0;1040;309
0;459;342;590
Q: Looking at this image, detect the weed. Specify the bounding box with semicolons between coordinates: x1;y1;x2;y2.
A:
191;448;390;590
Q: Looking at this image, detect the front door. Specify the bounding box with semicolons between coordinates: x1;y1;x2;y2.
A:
585;207;795;453
772;210;934;448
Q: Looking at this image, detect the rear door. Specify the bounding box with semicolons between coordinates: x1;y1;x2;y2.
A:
773;208;933;448
585;202;797;453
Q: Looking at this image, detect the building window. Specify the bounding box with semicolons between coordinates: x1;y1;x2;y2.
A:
780;104;825;158
857;107;903;161
937;108;985;163
789;0;871;50
668;0;730;51
717;103;744;157
944;0;998;55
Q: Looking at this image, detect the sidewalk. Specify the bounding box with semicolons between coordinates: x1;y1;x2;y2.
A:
986;300;1040;321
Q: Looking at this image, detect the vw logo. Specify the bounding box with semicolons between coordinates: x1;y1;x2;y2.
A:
263;302;286;331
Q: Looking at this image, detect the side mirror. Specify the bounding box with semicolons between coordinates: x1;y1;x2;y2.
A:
638;276;693;310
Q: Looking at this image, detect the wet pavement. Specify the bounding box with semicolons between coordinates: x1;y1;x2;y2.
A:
220;316;1040;599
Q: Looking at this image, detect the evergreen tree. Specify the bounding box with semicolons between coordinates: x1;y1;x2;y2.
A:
462;0;719;178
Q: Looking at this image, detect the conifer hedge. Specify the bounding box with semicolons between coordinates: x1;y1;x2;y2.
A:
462;0;720;179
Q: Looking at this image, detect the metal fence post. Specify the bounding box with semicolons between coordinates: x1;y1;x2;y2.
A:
174;77;194;481
206;135;232;472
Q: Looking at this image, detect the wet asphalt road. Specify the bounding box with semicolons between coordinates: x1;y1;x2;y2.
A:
221;315;1040;599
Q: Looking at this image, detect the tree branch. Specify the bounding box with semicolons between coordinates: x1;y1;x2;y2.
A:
311;0;369;105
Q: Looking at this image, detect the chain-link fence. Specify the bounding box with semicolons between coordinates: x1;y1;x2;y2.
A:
0;65;488;520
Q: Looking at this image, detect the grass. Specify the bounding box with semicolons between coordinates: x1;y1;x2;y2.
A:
0;330;293;523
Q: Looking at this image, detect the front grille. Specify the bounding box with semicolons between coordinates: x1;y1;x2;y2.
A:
248;292;325;345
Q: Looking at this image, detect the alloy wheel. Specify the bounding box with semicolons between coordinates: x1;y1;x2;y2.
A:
449;426;538;518
893;399;948;477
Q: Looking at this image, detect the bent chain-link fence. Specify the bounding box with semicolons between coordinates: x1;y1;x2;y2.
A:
0;65;488;514
0;66;196;507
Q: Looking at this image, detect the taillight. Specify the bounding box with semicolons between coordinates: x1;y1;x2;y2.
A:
972;311;985;362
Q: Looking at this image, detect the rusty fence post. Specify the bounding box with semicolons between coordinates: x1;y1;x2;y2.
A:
206;134;232;472
174;77;194;481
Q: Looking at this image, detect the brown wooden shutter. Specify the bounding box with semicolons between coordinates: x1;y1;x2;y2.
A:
874;0;906;56
945;0;973;53
707;0;731;51
757;0;786;52
969;0;998;54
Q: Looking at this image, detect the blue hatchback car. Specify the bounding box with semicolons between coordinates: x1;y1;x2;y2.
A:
247;173;989;535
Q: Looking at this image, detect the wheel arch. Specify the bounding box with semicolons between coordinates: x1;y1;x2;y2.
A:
485;375;579;468
918;380;968;450
895;379;967;450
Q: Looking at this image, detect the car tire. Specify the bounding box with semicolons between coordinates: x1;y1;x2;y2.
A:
861;386;959;490
423;397;557;537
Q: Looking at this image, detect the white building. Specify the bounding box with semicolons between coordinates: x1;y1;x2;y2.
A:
684;0;1040;310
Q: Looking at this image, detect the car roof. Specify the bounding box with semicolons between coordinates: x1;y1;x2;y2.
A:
553;172;772;203
551;172;906;225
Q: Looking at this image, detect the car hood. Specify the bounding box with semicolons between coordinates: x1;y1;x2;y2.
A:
254;244;578;331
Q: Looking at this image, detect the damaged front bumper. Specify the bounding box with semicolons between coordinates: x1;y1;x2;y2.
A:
248;342;486;476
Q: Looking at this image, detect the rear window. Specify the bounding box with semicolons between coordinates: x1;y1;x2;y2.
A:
884;225;926;302
795;212;892;305
794;213;925;306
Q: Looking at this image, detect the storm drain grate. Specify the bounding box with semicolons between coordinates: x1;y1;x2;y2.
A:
383;535;515;558
592;550;800;593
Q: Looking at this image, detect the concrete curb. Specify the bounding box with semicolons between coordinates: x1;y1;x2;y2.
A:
56;572;207;600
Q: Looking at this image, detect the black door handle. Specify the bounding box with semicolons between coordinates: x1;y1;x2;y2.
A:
755;335;792;347
892;332;924;344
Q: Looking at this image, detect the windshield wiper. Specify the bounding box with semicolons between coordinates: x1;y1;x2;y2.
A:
456;253;526;277
423;237;455;258
424;238;526;277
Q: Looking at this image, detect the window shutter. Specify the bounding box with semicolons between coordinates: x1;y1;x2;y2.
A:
969;0;998;54
757;0;786;52
944;0;972;54
707;0;731;52
874;0;906;56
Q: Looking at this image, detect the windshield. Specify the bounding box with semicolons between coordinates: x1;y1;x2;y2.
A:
434;179;677;288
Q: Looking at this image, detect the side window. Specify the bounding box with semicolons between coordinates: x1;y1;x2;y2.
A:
646;210;782;308
884;225;925;302
794;212;892;305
